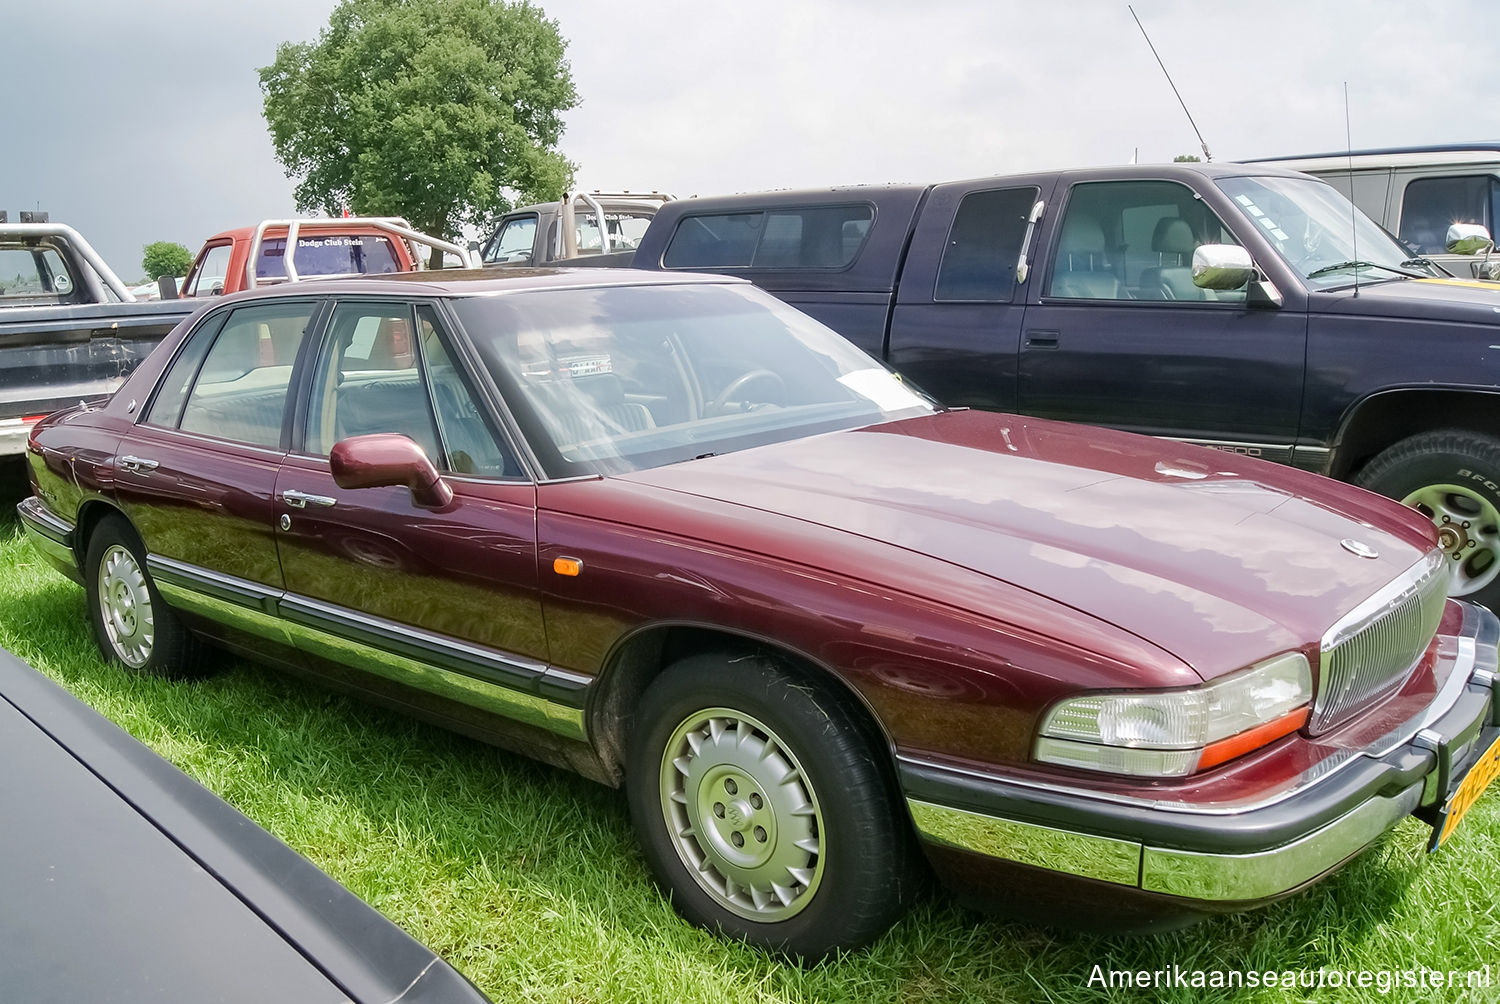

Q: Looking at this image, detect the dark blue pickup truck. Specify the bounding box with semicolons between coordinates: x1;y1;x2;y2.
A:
570;163;1500;609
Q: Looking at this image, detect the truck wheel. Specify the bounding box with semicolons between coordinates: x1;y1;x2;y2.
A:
84;515;209;678
1355;430;1500;608
625;652;917;960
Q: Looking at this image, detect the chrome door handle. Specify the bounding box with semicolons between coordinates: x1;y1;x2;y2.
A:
280;489;337;509
118;455;159;474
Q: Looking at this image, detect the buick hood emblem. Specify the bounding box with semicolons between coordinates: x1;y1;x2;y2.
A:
1340;538;1380;559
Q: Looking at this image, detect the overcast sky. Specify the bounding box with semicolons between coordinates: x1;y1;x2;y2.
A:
4;0;1496;277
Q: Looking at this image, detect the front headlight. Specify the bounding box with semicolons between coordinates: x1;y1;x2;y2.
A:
1034;652;1312;777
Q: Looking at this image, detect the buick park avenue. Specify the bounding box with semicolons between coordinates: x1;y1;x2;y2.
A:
18;270;1500;958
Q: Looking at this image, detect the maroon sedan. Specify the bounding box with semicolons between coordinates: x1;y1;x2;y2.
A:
18;270;1500;959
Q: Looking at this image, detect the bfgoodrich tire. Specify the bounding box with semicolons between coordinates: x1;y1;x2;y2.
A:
84;515;209;679
625;652;918;960
1355;429;1500;609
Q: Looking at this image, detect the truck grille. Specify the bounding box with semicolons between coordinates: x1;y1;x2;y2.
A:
1311;551;1448;735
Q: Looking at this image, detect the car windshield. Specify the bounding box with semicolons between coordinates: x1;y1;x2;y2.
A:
1216;175;1445;288
450;282;936;478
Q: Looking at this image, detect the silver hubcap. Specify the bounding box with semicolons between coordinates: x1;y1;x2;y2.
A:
659;709;824;921
98;544;154;667
1404;484;1500;597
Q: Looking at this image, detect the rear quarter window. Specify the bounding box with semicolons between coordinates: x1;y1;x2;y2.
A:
662;205;873;270
256;234;401;279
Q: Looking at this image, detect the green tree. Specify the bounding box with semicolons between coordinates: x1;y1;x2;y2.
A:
1173;154;1202;162
259;0;578;265
141;241;193;280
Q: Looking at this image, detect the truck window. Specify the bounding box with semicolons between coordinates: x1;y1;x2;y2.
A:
255;234;400;279
484;215;539;264
663;205;873;270
1398;175;1500;254
185;243;232;298
0;246;75;304
935;187;1037;301
1048;181;1243;303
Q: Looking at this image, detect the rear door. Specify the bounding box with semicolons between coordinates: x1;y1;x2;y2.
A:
885;175;1051;409
112;298;322;645
1016;177;1307;460
272;299;557;730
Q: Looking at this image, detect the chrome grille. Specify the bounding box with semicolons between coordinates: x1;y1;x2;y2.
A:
1312;551;1448;735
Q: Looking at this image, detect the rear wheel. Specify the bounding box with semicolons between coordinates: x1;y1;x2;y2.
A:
1355;430;1500;608
625;653;917;960
84;515;209;678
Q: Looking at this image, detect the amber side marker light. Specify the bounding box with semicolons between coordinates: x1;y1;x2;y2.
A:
1195;706;1309;770
553;557;583;577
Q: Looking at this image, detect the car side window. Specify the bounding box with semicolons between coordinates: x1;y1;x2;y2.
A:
304;302;516;477
170;302;316;447
185;243;232;298
1047;180;1244;304
935;187;1038;301
0;246;76;305
663;205;873;269
1399;175;1499;254
414;304;517;477
485;215;538;264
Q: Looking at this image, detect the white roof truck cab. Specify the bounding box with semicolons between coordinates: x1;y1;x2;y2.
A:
1246;144;1500;278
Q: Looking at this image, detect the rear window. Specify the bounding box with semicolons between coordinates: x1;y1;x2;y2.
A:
255;234;401;279
663;205;873;270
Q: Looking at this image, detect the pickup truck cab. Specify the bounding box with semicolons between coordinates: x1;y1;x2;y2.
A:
0;222;196;457
180;218;474;299
1246;145;1500;279
482;191;671;267
610;163;1500;609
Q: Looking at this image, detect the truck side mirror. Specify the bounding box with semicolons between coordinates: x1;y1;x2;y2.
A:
1446;223;1494;256
156;275;179;300
1192;244;1255;290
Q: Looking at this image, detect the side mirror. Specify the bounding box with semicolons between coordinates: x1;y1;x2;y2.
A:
1192;244;1255;290
1446;223;1495;256
329;433;453;509
156;275;179;300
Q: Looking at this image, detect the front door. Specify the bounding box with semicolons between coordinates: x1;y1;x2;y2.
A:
1018;179;1307;462
271;300;557;731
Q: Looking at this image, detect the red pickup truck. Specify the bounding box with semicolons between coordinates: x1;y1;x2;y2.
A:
179;218;473;298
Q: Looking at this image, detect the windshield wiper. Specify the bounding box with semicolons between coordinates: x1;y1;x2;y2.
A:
1306;260;1423;280
1401;256;1451;276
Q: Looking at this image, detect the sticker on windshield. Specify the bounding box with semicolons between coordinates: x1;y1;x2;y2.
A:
1270;228;1289;241
838;369;925;411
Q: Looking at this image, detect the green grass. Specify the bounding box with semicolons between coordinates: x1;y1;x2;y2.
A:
1;518;1497;1002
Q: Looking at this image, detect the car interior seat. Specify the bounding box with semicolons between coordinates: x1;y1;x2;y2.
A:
1051;217;1122;299
1138;218;1212;301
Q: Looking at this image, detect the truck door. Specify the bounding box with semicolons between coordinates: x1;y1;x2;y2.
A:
886;177;1050;411
1017;178;1306;462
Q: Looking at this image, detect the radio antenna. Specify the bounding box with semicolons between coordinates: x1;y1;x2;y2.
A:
1345;82;1359;297
1128;5;1211;162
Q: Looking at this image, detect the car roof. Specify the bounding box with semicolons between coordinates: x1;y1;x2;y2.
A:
222;266;745;301
201;223;418;244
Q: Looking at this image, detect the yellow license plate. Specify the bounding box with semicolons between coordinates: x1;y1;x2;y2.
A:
1432;731;1500;850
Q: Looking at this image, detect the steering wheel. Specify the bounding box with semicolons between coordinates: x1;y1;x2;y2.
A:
706;369;786;416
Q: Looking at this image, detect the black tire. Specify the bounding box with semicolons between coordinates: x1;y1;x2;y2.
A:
625;652;918;960
84;515;209;679
1354;429;1500;609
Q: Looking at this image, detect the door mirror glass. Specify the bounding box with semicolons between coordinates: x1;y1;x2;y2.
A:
1446;223;1495;256
329;433;453;509
1192;244;1255;290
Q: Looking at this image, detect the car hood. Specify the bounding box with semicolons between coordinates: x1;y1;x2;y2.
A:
1319;274;1500;324
618;410;1438;680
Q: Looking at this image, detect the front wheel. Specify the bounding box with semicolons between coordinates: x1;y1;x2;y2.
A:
1355;430;1500;608
625;653;917;960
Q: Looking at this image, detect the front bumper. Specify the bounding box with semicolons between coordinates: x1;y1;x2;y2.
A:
901;601;1500;915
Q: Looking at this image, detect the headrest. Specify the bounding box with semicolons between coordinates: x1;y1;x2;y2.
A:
1058;216;1106;256
1152;218;1196;255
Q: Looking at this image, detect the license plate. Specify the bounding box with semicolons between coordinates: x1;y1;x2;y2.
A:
1430;731;1500;850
